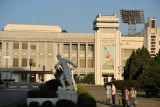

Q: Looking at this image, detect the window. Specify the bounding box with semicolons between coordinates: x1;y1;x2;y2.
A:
159;41;160;45
88;44;93;51
22;43;28;49
31;45;36;50
21;74;27;82
151;20;155;28
39;43;45;50
80;44;85;51
64;44;69;52
13;58;19;67
0;42;2;49
151;39;155;41
151;45;155;47
72;44;77;51
32;58;36;67
22;58;27;67
88;59;93;68
80;59;85;68
151;35;156;38
13;43;19;49
151;51;155;53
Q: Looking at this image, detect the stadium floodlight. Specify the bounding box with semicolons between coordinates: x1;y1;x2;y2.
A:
120;9;145;36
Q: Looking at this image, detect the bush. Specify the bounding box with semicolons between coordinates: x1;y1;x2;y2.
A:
16;103;28;107
78;93;96;107
145;88;160;97
56;99;77;107
41;100;53;107
44;79;62;91
104;80;140;90
27;90;57;98
77;86;96;107
3;79;15;82
38;83;48;91
29;101;39;107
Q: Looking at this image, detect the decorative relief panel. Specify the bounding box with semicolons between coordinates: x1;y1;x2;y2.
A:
47;52;53;56
39;52;44;56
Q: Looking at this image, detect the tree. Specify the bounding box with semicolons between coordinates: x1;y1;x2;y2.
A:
62;30;68;33
124;46;152;80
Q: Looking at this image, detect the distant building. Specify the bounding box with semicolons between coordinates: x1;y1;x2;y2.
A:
0;14;159;85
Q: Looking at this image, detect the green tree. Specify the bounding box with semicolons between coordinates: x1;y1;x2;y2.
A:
124;46;151;80
62;30;68;33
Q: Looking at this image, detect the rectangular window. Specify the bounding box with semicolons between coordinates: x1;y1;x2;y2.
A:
88;44;93;51
32;58;36;67
13;58;19;67
21;74;27;82
0;42;2;49
151;20;155;28
159;41;160;45
22;58;27;67
64;44;69;52
13;43;19;49
22;43;28;49
31;45;36;50
88;59;93;68
151;45;155;47
151;39;155;41
72;44;78;51
151;51;155;53
151;42;156;44
80;59;85;68
39;43;45;50
151;48;155;50
151;35;156;38
80;44;85;51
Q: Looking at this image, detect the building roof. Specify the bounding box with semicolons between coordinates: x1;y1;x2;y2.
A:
4;24;62;32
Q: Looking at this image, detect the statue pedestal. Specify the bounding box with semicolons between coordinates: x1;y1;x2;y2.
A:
56;90;78;104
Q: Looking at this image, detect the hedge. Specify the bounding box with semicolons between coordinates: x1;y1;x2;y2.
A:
27;90;57;98
29;101;39;107
104;80;140;90
56;99;77;107
77;86;96;107
41;100;53;107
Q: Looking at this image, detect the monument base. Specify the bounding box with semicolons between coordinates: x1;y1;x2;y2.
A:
56;90;78;104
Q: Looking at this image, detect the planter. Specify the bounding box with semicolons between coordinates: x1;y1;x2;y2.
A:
27;98;58;106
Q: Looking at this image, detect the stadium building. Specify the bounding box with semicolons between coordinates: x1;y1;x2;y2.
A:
0;14;159;85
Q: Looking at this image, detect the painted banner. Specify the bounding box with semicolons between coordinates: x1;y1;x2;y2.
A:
102;46;114;69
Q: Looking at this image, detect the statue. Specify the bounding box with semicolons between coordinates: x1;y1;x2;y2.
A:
55;54;77;90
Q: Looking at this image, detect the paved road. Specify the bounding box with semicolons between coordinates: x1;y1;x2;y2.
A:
83;86;160;107
0;86;38;107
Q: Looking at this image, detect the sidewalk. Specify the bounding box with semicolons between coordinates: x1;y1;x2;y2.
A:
82;85;160;107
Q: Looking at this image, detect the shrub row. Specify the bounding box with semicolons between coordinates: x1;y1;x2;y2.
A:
77;86;96;107
16;101;53;107
104;80;140;90
27;90;57;98
56;99;77;107
2;79;15;82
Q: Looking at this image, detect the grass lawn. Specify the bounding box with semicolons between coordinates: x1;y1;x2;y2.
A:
3;98;26;107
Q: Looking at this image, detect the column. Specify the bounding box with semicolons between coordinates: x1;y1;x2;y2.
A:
77;43;80;68
86;43;88;69
69;43;72;61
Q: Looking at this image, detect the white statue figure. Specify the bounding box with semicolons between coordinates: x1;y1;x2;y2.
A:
55;54;77;90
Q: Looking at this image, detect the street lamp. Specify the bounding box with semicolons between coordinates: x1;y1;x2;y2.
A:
29;58;32;87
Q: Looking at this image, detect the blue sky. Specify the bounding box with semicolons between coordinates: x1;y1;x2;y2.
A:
0;0;159;34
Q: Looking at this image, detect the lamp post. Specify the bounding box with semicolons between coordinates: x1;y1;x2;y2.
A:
29;58;32;88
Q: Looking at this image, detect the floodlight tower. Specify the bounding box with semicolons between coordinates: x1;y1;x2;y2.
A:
120;9;145;36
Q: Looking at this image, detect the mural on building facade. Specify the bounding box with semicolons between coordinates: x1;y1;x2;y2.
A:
102;46;114;69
